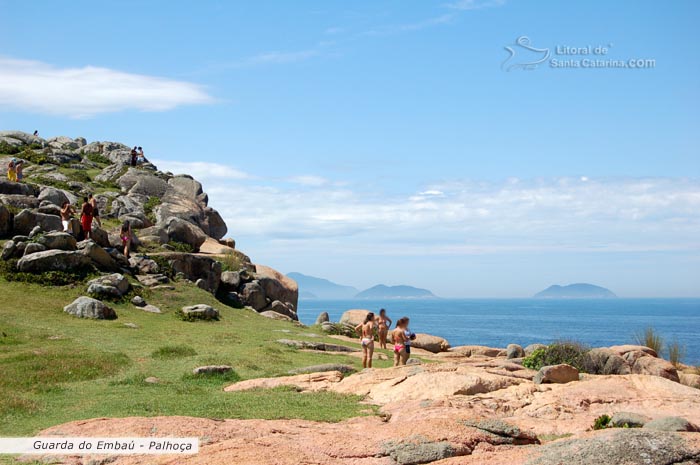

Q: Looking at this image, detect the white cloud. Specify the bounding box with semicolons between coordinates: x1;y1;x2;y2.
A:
287;175;330;187
153;160;700;257
0;57;214;118
152;160;250;181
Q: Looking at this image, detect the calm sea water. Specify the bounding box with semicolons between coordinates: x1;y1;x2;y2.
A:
297;298;700;365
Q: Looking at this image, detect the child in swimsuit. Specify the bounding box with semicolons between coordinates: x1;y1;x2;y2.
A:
391;318;409;367
355;312;376;369
376;308;392;349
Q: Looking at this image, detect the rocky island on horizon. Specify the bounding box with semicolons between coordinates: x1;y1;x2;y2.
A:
534;283;617;299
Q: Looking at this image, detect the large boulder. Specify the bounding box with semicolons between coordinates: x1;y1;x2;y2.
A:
411;333;451;353
0;179;39;196
265;300;298;320
204;207;227;239
37;232;77;251
315;312;330;325
631;356;680;382
17;249;92;273
0;204;11;237
37;186;70;207
339;309;371;327
255;264;298;312
181;304;219;320
94;163;127;183
87;273;130;298
241;281;267;311
12;209;62;235
117;168;168;196
220;271;241;291
163;217;207;251
584;348;631;375
506;344;525;359
64;296;117;320
534;364;580;384
165;253;221;293
643;416;699;432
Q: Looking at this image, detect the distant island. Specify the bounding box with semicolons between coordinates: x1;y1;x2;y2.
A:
288;273;437;300
287;272;359;299
355;284;436;300
534;283;617;299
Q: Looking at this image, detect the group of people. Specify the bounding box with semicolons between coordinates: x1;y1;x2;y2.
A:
59;195;132;258
6;158;25;182
130;146;145;167
355;309;416;369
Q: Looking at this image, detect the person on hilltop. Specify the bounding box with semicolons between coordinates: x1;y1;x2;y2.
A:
60;201;76;233
376;308;393;349
137;146;145;164
392;318;409;366
130;146;138;167
120;220;132;259
355;312;376;369
7;159;17;182
32;130;38;136
88;194;101;228
80;196;94;240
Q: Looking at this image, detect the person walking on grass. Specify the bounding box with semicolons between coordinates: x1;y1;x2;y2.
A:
7;159;16;182
88;194;101;228
376;308;392;349
120;220;132;259
355;312;376;369
392;318;409;366
60;201;76;233
80;196;93;240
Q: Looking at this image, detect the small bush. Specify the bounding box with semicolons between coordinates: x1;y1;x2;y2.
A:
143;196;161;224
150;255;174;279
174;309;219;322
21;148;50;165
152;345;197;359
0;259;94;286
0;141;21;155
667;339;685;367
84;152;111;165
167;241;194;253
634;327;664;355
522;341;590;372
67;170;91;184
593;414;612;430
220;250;244;272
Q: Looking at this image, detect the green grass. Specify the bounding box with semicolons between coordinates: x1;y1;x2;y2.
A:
0;278;388;436
634;327;664;355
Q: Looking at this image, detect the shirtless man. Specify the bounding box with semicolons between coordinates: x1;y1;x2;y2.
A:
355;312;376;369
60;201;76;233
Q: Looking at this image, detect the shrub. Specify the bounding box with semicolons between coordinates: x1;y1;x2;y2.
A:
150;255;174;279
593;414;612;430
220;250;245;272
31;176;74;192
67;170;91;184
0;141;21;155
143;196;161;224
21;148;50;165
152;345;197;359
522;341;590;372
83;152;111;165
0;259;95;286
167;241;194;253
174;309;219;322
634;327;664;355
667;339;686;367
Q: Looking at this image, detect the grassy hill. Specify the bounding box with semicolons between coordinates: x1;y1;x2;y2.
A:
0;275;390;438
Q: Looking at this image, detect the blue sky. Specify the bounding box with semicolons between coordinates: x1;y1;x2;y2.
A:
1;0;698;296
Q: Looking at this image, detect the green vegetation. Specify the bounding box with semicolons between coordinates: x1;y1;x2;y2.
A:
220;250;246;272
167;240;194;253
0;278;385;436
28;176;74;192
143;196;161;224
667;339;686;367
634;327;664;355
83;152;111;165
20;148;50;165
592;414;612;430
0;141;21;155
522;341;590;372
0;259;95;286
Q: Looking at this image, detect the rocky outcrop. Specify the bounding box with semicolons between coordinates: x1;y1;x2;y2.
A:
17;249;91;273
181;304;219;320
410;333;450;353
12;209;62;235
225;371;344;393
534;364;580;384
87;273;130;299
339;309;370;327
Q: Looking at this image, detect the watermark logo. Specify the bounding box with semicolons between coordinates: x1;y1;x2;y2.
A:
502;36;550;71
502;35;656;71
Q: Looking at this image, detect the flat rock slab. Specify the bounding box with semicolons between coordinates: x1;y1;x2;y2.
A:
225;371;343;392
288;364;356;375
277;339;359;353
136;274;170;286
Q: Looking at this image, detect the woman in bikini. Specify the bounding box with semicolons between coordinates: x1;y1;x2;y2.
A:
120;220;132;259
392;318;408;366
376;308;392;349
355;312;376;369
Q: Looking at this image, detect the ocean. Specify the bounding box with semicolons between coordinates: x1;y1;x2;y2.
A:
297;298;700;365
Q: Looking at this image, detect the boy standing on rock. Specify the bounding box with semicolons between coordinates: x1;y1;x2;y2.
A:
80;197;93;240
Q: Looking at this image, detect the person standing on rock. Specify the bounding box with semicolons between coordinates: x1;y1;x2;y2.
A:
376;309;392;349
7;159;17;182
392;318;409;366
120;220;132;259
404;318;416;364
355;312;376;369
137;147;145;164
88;194;101;228
80;196;94;240
15;160;24;182
130;147;138;167
61;201;76;233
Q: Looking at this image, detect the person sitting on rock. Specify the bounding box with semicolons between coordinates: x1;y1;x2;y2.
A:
392;318;409;366
376;308;392;350
60;201;76;233
355;312;376;369
80;196;93;240
7;159;17;182
88;194;101;228
120;220;132;259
